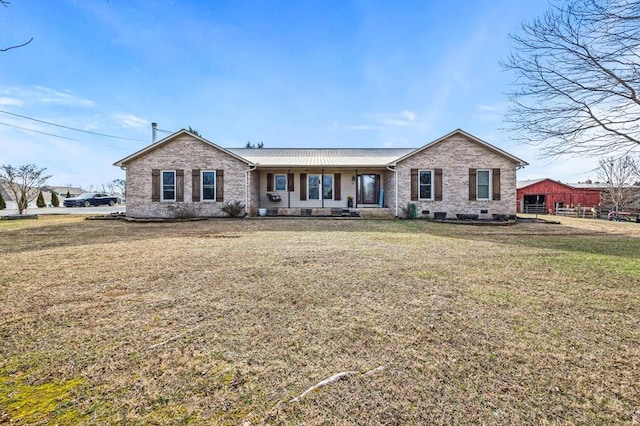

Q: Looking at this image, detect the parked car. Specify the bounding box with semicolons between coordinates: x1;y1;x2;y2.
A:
63;193;119;207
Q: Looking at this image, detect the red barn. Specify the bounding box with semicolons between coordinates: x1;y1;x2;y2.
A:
517;179;602;214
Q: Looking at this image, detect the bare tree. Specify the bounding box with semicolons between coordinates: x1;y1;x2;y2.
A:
111;178;125;196
0;164;51;215
1;1;33;52
597;155;640;211
503;0;640;157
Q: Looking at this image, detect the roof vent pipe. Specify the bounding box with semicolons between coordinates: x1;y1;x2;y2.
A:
151;122;157;143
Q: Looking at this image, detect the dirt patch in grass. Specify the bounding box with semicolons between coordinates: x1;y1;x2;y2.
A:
1;215;639;424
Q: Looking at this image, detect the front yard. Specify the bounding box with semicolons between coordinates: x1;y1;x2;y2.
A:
0;215;638;424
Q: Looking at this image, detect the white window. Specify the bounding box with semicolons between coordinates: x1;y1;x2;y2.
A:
322;175;333;200
477;170;491;200
161;170;176;201
419;170;433;200
275;174;287;191
308;174;320;200
201;170;216;201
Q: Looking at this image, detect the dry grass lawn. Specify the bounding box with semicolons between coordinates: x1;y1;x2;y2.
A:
0;214;639;424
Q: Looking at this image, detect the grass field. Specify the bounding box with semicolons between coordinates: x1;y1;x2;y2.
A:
1;215;639;424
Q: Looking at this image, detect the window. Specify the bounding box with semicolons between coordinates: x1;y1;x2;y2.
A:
308;175;320;200
477;170;490;200
322;175;333;200
162;171;176;201
419;170;433;200
275;174;287;191
201;170;216;201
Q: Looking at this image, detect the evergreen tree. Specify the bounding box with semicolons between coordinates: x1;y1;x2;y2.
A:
51;190;60;207
66;190;71;198
36;190;46;208
0;190;5;210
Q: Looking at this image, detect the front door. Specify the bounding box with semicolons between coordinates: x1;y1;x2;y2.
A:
357;174;380;205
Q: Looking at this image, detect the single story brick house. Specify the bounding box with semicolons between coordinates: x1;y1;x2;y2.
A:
113;128;527;219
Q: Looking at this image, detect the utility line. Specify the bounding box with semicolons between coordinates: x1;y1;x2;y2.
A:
0;122;79;141
0;109;148;142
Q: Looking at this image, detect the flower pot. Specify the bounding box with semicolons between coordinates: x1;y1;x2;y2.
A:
258;208;267;217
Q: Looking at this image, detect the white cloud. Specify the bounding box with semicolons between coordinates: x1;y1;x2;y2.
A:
0;97;23;106
114;113;148;128
1;86;95;108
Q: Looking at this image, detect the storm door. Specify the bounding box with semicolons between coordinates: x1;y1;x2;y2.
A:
357;174;380;205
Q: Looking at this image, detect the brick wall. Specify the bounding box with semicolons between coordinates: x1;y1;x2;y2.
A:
124;135;249;218
396;134;519;218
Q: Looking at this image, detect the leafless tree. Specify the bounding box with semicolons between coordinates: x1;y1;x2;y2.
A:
0;164;51;215
1;1;33;52
111;178;125;196
597;155;640;211
503;0;640;157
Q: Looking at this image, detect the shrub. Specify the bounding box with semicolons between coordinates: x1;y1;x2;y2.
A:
0;190;5;210
166;203;203;219
51;191;60;207
221;200;245;218
402;202;417;219
36;191;46;208
65;190;71;198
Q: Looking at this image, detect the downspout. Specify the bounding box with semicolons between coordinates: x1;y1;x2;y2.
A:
321;168;324;208
245;165;257;216
387;165;398;217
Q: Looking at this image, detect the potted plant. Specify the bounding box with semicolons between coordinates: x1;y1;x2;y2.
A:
347;196;353;208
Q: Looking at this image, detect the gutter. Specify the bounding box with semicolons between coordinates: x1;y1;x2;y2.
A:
386;165;398;217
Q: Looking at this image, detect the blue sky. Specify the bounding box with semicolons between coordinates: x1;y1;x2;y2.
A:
1;0;596;189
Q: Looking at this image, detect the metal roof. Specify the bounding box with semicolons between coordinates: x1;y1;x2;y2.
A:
226;148;415;167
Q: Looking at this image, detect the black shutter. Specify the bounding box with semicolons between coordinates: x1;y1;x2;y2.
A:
334;173;341;200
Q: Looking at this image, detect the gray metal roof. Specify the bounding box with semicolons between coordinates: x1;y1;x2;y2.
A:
227;148;415;167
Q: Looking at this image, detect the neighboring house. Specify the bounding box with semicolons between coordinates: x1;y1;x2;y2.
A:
42;186;85;199
517;179;603;214
113;128;528;219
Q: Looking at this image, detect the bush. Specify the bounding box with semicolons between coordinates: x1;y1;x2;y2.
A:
65;190;71;198
36;191;46;208
402;202;417;219
221;200;245;218
166;203;203;219
0;190;5;210
51;191;60;207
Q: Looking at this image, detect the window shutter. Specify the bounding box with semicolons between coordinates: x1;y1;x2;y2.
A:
287;173;294;192
334;173;341;200
492;168;501;201
267;173;273;191
300;173;307;201
192;169;200;202
469;169;477;201
152;169;160;202
216;170;224;202
176;169;184;202
410;169;418;201
434;168;443;201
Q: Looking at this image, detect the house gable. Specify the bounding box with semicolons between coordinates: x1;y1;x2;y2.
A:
118;131;252;218
393;130;521;217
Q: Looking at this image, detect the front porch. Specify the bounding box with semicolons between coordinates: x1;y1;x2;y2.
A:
255;207;394;219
